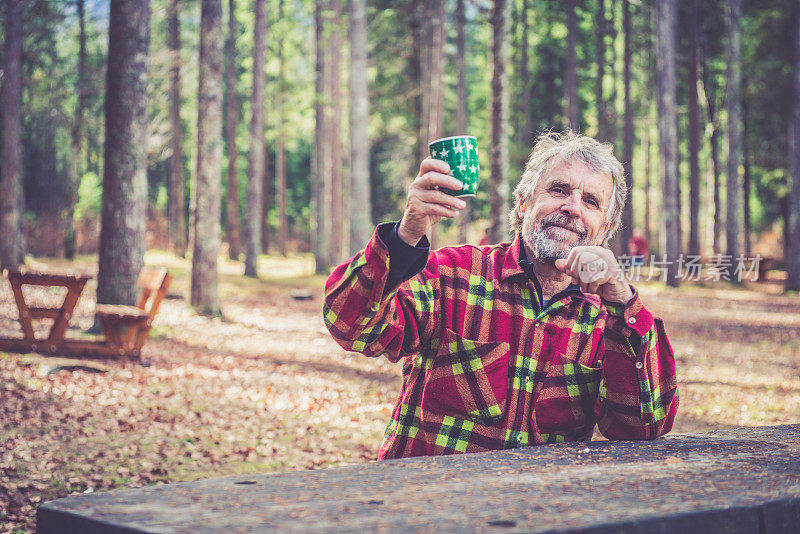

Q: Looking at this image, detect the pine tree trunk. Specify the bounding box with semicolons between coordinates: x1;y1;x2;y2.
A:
97;0;150;305
596;0;607;142
786;0;800;291
277;0;288;256
168;0;187;257
564;0;578;130
621;0;634;254
65;0;87;260
743;88;752;256
349;0;372;253
1;0;24;269
655;0;680;287
261;138;271;253
687;0;701;256
725;0;742;276
456;0;470;244
225;0;243;260
190;0;223;316
244;0;267;276
701;42;723;255
328;0;345;264
520;0;532;149
313;0;331;272
489;0;510;244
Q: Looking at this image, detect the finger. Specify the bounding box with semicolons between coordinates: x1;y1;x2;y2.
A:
414;171;463;192
420;157;450;176
416;189;467;210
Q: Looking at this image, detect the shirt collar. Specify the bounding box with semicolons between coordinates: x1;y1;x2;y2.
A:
512;235;601;308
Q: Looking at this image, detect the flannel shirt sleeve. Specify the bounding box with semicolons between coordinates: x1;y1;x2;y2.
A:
595;290;679;440
323;223;440;363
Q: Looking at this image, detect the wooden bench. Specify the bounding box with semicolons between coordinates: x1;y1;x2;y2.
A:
95;267;172;360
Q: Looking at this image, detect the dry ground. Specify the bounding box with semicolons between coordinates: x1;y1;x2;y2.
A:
1;252;799;533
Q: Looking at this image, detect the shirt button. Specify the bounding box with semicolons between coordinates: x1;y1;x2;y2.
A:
635;361;644;369
371;303;380;312
627;317;636;325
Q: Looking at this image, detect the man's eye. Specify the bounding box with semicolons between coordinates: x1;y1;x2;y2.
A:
551;187;567;195
584;197;599;207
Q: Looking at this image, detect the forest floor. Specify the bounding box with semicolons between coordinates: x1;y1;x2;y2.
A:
1;251;800;533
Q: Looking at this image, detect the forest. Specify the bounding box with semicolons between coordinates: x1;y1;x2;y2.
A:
3;1;800;531
0;0;798;309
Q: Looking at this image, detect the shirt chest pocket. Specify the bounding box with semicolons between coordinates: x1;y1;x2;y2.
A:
421;328;510;425
534;353;602;435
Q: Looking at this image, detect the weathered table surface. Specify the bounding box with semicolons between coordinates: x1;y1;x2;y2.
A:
38;424;800;533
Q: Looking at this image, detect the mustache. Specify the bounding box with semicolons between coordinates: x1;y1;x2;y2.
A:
538;213;587;238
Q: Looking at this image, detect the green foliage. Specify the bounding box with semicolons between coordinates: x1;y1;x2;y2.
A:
75;171;102;220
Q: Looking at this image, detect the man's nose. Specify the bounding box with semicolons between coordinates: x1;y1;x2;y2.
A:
560;192;582;217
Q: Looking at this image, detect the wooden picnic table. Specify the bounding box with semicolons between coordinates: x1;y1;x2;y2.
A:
0;269;96;356
37;424;800;533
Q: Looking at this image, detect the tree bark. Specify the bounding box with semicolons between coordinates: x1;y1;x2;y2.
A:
700;32;723;255
97;0;150;305
655;0;680;287
456;0;470;244
349;0;372;253
65;0;87;260
687;0;701;257
742;84;752;256
244;0;267;276
190;0;223;315
277;0;287;256
787;0;800;291
520;0;532;149
489;0;510;244
564;0;578;131
1;0;24;269
725;0;742;276
596;0;607;142
225;0;242;260
621;0;634;254
313;0;331;272
328;0;345;263
168;0;187;257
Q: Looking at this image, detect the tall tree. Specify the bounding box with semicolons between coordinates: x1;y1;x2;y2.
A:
244;0;267;276
700;20;723;255
97;0;150;306
1;0;24;269
190;0;223;315
620;0;634;254
725;0;742;274
655;0;680;287
349;0;372;252
313;0;331;271
520;0;532;149
277;0;287;256
456;0;470;244
225;0;243;260
65;0;87;260
687;0;701;257
564;0;578;130
489;0;510;244
168;0;187;257
596;0;607;142
742;85;752;255
328;0;345;262
786;0;800;291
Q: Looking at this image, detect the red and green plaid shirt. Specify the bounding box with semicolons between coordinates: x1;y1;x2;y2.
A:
323;225;679;460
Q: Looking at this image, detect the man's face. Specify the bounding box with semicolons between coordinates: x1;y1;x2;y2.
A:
518;158;613;262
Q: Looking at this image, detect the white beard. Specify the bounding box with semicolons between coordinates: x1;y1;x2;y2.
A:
522;212;591;262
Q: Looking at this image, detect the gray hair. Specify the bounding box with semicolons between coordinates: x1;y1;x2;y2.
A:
509;130;627;245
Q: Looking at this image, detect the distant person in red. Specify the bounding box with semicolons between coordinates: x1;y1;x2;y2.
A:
478;228;490;246
628;229;648;265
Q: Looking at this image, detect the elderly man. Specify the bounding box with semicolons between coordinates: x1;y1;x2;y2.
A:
324;131;678;460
